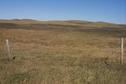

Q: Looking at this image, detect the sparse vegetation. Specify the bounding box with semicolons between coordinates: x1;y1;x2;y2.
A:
0;20;126;84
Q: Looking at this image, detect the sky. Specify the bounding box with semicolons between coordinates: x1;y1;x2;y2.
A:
0;0;126;24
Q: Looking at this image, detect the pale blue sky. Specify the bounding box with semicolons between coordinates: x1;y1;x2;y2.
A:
0;0;126;24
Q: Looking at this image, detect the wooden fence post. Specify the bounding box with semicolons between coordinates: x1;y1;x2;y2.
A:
5;39;11;59
121;37;124;64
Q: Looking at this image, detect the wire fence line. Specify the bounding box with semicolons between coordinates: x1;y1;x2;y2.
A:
0;38;125;64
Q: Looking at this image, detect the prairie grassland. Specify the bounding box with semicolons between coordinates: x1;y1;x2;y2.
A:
0;21;126;84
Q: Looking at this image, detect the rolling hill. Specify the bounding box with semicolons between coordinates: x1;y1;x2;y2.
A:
0;19;126;84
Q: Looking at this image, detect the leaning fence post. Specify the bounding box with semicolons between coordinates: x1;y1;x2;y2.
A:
5;39;11;59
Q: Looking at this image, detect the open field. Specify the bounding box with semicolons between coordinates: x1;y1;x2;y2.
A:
0;20;126;84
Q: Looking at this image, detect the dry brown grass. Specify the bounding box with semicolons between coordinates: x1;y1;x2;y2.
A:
0;20;126;84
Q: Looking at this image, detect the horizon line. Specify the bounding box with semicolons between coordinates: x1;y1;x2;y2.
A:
0;18;126;25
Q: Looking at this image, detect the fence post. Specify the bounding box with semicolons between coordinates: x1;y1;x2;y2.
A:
5;39;11;59
121;37;124;64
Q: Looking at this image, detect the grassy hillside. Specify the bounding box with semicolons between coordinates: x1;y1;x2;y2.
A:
0;19;126;84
